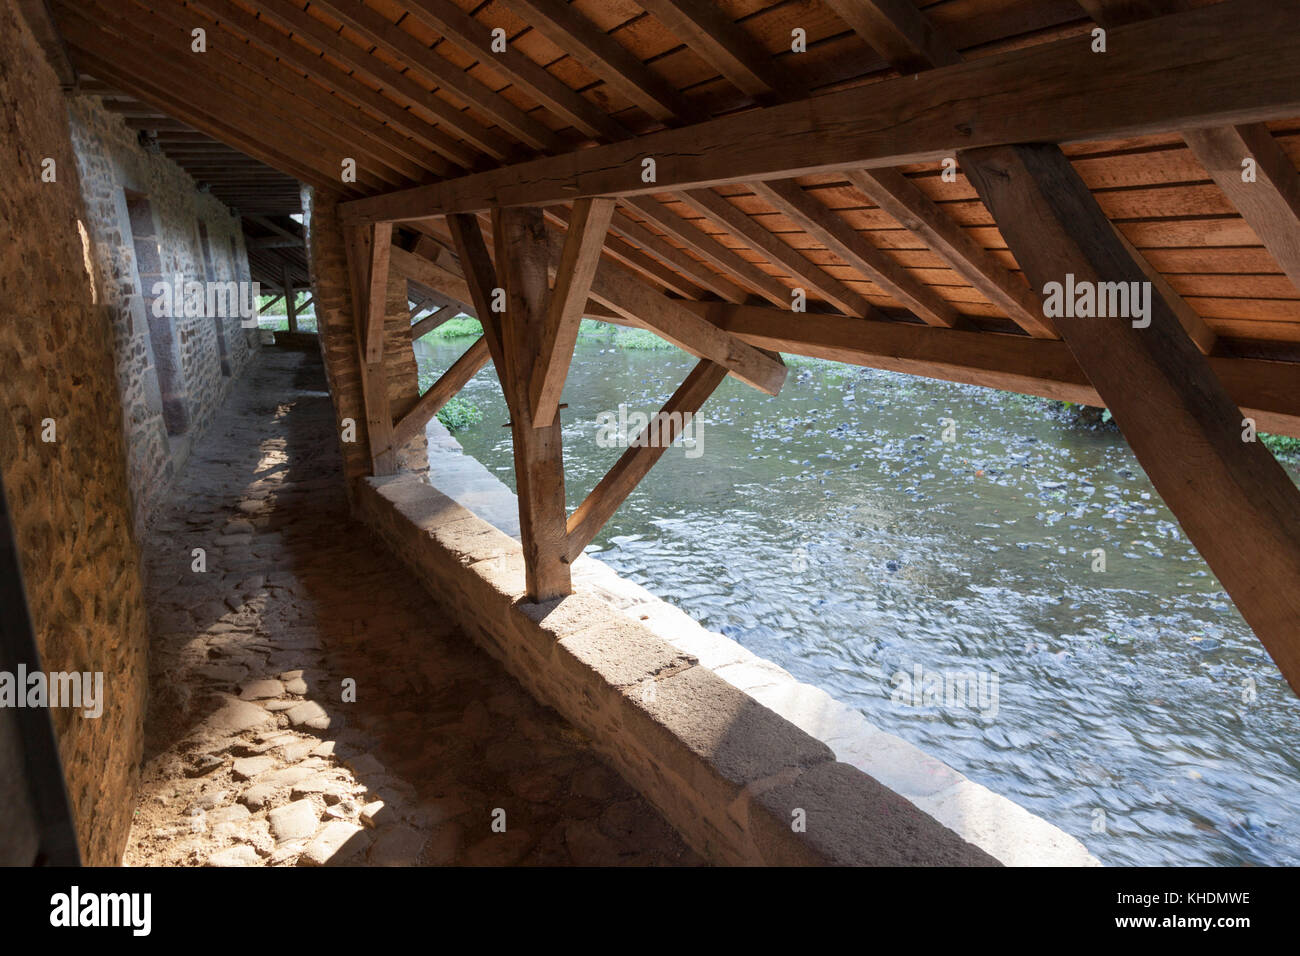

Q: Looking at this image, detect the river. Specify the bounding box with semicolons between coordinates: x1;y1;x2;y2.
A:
415;325;1300;867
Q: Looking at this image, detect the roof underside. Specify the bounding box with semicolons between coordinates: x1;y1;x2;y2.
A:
46;0;1300;356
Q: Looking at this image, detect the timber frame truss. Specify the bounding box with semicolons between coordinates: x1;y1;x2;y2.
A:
59;0;1300;694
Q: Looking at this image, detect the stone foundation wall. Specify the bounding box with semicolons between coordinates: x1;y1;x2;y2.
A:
0;1;150;865
68;94;258;529
357;474;1001;865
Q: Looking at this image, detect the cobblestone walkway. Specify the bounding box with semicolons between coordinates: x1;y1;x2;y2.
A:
123;343;699;866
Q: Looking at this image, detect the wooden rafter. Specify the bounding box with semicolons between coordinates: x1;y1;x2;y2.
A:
58;1;394;191
184;0;468;173
339;0;1300;220
1184;125;1300;294
245;0;512;163
497;0;696;123
621;197;793;309
676;187;877;318
401;0;627;141
635;0;794;99
823;0;960;73
307;0;564;153
749;179;969;329
605;209;748;303
844;168;1053;336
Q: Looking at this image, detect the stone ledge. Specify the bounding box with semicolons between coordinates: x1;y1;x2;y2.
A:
357;474;1000;866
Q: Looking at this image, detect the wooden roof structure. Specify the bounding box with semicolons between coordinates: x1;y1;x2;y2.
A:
41;0;1300;694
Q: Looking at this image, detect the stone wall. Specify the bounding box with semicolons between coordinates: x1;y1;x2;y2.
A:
0;1;150;865
303;187;425;501
69;94;258;529
357;474;1003;865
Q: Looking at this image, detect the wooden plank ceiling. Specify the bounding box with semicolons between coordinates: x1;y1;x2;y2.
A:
49;0;1300;357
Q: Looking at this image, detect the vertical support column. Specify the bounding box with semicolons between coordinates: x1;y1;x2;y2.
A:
283;262;298;333
342;222;396;476
494;207;572;602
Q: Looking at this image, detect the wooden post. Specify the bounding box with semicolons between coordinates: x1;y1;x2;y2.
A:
282;263;297;332
964;142;1300;695
494;207;572;602
342;222;396;476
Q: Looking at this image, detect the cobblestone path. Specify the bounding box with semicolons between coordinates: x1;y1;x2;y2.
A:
123;343;699;866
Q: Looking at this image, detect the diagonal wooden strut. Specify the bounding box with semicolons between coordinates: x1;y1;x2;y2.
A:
531;197;615;427
566;360;728;563
964;142;1300;696
390;336;491;453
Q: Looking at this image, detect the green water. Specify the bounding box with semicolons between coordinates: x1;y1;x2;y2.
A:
416;324;1300;867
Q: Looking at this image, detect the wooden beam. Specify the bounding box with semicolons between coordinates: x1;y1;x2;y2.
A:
494;207;572;602
340;0;1300;221
402;0;627;141
678;187;878;317
550;206;708;301
243;0;512;162
391;247;476;322
822;0;960;72
248;236;304;250
365;224;393;363
411;305;453;341
622;196;795;308
58;1;394;190
258;294;283;314
583;255;787;396
567;360;727;561
444;214;507;368
750;178;968;328
690;301;1300;438
532;198;615;426
845;168;1054;336
497;0;696;123
1113;229;1217;354
606;208;748;303
97;0;438;185
1184;124;1300;294
1074;0;1189;27
391;336;491;450
307;0;563;153
342;224;396;476
964;142;1300;696
635;0;793;98
184;0;469;173
283;263;297;333
59;44;342;195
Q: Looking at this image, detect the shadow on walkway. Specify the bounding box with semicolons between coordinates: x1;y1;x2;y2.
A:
124;342;699;866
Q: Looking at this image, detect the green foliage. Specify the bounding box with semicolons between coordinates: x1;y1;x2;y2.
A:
425;316;482;338
1262;432;1300;458
436;396;482;433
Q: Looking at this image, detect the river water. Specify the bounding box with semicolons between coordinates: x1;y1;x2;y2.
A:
416;327;1300;867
